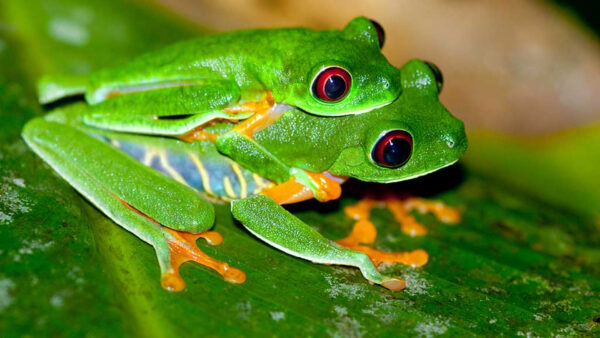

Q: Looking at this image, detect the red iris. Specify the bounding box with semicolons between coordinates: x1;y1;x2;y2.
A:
372;130;413;168
312;67;351;102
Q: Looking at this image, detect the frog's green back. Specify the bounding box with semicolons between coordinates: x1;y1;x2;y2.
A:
37;17;402;117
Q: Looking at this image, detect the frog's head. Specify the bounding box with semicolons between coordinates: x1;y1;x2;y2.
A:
276;17;401;116
328;59;467;182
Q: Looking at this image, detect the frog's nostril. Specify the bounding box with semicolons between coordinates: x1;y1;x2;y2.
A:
381;78;390;89
442;134;456;148
443;125;468;156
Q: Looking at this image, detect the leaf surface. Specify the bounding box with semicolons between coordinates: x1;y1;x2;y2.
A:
0;1;598;336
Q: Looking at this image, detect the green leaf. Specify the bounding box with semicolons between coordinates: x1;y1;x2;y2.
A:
464;127;600;219
0;0;598;336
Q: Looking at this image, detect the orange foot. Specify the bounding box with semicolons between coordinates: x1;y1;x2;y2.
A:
229;91;280;138
337;196;461;268
261;171;344;205
177;91;276;143
161;228;246;291
179;127;219;143
346;197;460;237
336;217;429;268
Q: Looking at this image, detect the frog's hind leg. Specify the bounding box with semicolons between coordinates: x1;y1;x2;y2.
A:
82;84;253;140
337;197;460;267
22;118;245;291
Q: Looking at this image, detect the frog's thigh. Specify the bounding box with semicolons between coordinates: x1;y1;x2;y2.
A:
231;195;405;290
83;84;250;136
22;118;215;234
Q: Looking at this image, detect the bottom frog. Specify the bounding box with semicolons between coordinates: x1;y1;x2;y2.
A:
22;60;467;292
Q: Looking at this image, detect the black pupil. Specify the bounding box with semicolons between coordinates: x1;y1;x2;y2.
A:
324;75;346;99
383;137;411;167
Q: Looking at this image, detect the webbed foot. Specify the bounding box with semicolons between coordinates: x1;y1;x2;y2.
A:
337;196;460;268
177;91;277;143
179;127;219;143
261;170;344;204
229;91;283;138
160;228;246;291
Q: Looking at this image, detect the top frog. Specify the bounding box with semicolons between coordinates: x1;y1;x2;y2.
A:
38;17;401;125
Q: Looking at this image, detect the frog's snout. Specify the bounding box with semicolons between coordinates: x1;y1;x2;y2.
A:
441;121;468;156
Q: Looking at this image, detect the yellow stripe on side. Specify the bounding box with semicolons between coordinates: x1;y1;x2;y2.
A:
252;173;274;194
158;151;188;186
142;148;159;166
230;162;247;199
188;154;214;195
223;177;237;199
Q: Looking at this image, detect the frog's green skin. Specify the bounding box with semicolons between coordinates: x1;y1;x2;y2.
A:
23;60;467;290
38;16;400;122
36;17;402;190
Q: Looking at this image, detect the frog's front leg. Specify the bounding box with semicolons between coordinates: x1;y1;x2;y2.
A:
22;118;245;291
178;90;283;144
215;95;303;179
231;195;406;291
217;129;344;204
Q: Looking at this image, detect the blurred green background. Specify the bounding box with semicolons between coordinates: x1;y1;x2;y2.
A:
0;0;598;337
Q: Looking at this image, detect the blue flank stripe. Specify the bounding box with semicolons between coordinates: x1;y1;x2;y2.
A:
245;173;258;195
118;139;147;163
149;156;169;178
165;152;205;192
100;135;269;199
200;156;230;197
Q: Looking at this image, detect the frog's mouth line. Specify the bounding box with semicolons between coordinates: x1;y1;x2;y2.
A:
378;159;459;184
303;100;391;117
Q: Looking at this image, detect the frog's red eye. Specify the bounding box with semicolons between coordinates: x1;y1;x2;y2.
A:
369;19;385;48
312;67;351;102
372;130;413;168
